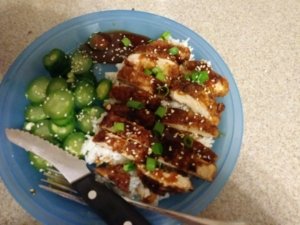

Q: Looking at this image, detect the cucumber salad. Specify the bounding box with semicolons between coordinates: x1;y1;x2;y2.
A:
24;48;111;170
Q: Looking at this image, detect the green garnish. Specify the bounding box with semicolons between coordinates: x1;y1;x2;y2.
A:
113;122;125;132
161;31;171;40
126;100;144;110
152;67;163;74
155;106;167;118
151;142;163;155
186;71;209;84
168;47;179;55
146;157;157;171
144;69;152;75
123;161;136;172
183;135;194;148
153;120;165;136
155;72;166;82
121;37;132;47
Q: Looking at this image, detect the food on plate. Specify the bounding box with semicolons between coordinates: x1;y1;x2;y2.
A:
22;30;229;204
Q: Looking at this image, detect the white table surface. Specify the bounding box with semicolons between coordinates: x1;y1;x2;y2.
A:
0;0;299;225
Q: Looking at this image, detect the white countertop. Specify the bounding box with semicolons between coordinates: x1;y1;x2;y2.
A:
0;0;299;225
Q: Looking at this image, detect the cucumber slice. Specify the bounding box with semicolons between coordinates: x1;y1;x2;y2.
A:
52;112;74;126
25;105;48;122
26;76;50;104
28;152;51;172
50;120;75;141
32;120;54;142
46;77;68;94
63;132;85;157
96;78;112;101
74;81;96;108
76;71;97;86
77;106;105;134
71;51;93;75
43;89;74;120
43;48;71;77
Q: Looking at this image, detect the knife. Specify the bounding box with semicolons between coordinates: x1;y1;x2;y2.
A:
5;129;151;225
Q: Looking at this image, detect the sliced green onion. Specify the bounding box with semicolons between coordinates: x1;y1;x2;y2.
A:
151;142;163;155
155;72;166;82
126;100;144;109
113;122;125;132
161;31;171;40
144;69;152;75
183;135;194;148
168;47;179;55
146;157;157;171
197;71;209;84
123;161;136;172
152;67;163;74
157;85;169;96
155;106;167;118
186;71;209;84
153;120;165;136
121;37;132;47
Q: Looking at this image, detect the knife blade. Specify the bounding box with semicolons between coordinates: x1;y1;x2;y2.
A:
5;129;151;225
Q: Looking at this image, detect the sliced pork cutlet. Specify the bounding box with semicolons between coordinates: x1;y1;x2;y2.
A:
180;60;229;97
134;39;191;63
109;85;161;111
93;129;148;163
158;127;217;181
105;103;156;129
125;53;180;84
96;164;131;193
162;107;219;138
99;112;153;147
117;63;165;95
170;79;225;125
136;165;193;195
95;165;159;204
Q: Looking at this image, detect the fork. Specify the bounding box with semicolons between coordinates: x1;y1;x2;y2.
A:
40;169;246;225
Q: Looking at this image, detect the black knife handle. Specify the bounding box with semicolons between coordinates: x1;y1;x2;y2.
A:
72;173;151;225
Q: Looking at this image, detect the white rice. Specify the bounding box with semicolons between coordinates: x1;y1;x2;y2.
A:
92;112;107;134
81;136;128;165
195;136;215;148
115;62;124;71
168;36;194;60
105;72;118;84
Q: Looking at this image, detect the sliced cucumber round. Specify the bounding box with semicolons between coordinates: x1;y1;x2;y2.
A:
74;81;96;108
50;120;75;141
63;132;86;158
43;89;74;120
28;152;51;172
26;76;50;104
46;77;68;94
32;120;54;142
96;78;112;101
25;104;48;122
71;51;93;75
77;106;105;134
43;48;71;77
52;112;74;126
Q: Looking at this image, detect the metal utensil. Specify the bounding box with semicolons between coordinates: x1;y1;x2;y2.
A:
40;168;247;225
5;129;151;225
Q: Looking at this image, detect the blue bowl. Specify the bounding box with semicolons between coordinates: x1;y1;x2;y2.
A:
0;10;243;225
